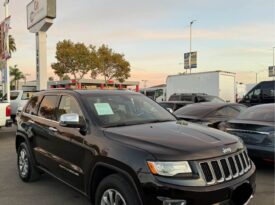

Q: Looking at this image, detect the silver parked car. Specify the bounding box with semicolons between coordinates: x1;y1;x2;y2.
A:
1;90;38;122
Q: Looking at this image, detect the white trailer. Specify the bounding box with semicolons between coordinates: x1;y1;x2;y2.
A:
166;71;236;102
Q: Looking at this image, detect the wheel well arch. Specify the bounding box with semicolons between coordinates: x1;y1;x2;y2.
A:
15;135;26;152
88;161;144;205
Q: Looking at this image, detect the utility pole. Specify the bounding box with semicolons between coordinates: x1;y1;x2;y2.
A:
189;20;196;74
142;80;148;96
273;47;275;80
3;0;10;102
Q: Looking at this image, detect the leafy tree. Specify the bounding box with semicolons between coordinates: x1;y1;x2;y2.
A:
51;40;97;81
10;66;25;90
62;75;70;80
96;44;131;83
9;35;16;54
48;76;54;81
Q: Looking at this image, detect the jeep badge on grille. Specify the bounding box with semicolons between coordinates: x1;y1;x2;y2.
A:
222;147;232;154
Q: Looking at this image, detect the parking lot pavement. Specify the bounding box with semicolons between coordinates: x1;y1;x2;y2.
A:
0;127;274;205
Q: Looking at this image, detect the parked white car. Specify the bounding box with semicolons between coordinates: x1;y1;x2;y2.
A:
2;90;37;122
0;102;12;128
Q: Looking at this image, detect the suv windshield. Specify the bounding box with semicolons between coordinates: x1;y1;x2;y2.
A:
83;93;176;127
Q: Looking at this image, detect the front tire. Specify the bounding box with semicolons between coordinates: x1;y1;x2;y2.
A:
17;142;40;182
95;174;141;205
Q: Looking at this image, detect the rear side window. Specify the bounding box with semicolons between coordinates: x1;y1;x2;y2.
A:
22;92;36;100
38;96;59;121
261;82;275;99
169;95;180;101
181;96;193;101
25;96;41;115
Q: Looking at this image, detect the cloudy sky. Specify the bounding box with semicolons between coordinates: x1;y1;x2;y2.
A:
2;0;275;86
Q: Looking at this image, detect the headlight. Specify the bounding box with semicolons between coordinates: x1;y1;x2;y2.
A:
147;161;192;176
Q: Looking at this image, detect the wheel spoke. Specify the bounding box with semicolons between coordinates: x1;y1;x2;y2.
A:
101;189;126;205
18;149;29;177
109;190;114;204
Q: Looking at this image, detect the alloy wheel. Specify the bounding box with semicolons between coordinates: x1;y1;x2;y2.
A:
18;148;29;178
100;189;127;205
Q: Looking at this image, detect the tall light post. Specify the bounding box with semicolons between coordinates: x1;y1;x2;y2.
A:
142;80;148;96
189;20;196;74
273;47;275;68
273;47;275;79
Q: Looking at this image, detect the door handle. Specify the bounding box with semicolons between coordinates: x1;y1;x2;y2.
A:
49;127;57;132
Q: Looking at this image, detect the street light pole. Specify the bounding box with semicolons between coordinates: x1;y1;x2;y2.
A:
189;20;196;74
142;80;148;96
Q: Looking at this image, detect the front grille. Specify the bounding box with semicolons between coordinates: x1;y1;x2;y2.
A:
199;150;251;185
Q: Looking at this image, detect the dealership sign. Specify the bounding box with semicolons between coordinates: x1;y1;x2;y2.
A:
0;16;11;61
27;0;56;29
184;52;197;69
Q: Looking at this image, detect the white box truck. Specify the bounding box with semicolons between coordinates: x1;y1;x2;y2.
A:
166;71;236;102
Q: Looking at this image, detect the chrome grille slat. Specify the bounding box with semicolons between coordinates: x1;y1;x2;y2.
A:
232;155;240;176
199;150;252;185
237;154;245;174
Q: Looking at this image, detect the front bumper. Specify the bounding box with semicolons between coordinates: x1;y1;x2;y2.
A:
140;163;256;205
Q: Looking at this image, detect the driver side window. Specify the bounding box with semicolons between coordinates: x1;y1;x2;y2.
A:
57;96;84;122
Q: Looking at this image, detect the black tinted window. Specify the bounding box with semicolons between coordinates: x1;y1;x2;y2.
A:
237;105;275;122
57;96;84;121
169;95;180;101
38;96;59;121
181;96;193;101
262;82;275;98
25;96;40;115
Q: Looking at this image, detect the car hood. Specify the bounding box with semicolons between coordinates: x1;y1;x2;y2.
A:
104;121;244;161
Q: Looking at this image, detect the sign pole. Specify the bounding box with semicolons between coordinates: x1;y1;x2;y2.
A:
36;31;47;90
4;0;10;102
27;0;56;91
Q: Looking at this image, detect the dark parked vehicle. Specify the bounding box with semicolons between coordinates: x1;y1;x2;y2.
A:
169;93;225;103
174;103;247;129
225;104;275;164
16;90;255;205
159;101;193;112
239;80;275;106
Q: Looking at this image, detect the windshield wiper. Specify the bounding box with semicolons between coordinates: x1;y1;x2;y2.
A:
144;119;175;124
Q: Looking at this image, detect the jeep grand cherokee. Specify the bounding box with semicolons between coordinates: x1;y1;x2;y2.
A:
16;90;256;205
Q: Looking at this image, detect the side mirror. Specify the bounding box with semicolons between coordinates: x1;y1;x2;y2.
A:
59;113;84;128
17;106;23;113
166;108;173;113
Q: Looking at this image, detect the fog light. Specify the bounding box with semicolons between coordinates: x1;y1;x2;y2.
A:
162;199;187;205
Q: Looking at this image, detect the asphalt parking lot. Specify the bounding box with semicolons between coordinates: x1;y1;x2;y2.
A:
0;126;274;205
